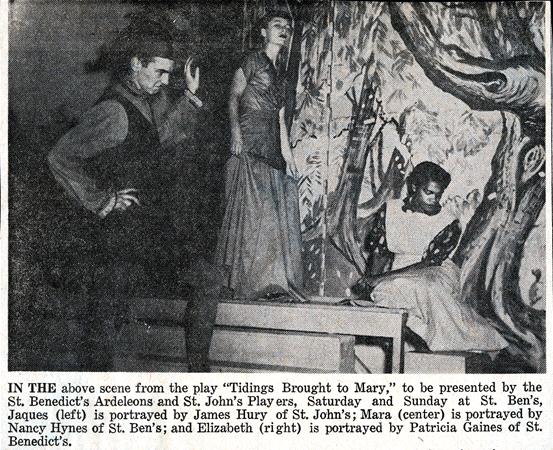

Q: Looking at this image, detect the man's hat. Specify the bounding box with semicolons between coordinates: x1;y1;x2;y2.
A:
122;10;175;59
86;10;177;77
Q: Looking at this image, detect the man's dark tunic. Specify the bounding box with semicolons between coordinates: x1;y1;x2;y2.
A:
49;82;201;296
49;81;219;371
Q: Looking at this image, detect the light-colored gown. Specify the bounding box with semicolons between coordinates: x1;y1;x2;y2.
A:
370;199;508;351
215;51;303;299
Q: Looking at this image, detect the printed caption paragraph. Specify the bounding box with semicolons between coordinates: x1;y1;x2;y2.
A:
5;379;545;446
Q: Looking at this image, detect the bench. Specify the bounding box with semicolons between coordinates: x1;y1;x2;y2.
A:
116;324;355;373
115;298;407;373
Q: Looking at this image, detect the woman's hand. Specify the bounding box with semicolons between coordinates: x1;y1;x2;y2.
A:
361;275;381;288
285;158;300;180
184;57;200;94
351;275;381;297
278;109;299;179
230;129;243;156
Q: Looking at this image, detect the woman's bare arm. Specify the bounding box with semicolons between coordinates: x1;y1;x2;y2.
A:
229;68;247;155
279;107;299;178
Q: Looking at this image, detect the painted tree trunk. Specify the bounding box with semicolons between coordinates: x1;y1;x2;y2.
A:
325;68;378;274
453;112;545;371
320;75;406;274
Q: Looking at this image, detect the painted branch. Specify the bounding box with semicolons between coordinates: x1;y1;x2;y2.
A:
285;12;305;131
321;70;378;273
368;133;379;196
357;147;407;214
388;3;545;137
377;129;385;183
476;2;543;59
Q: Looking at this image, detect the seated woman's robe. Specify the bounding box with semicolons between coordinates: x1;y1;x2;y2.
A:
367;199;508;352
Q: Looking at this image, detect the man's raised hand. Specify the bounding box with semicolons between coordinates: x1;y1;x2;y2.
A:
113;188;141;212
184;57;200;94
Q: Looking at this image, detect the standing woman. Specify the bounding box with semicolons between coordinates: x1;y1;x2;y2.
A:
215;10;304;300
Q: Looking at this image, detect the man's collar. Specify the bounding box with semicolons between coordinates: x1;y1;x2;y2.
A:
112;81;154;124
121;79;149;99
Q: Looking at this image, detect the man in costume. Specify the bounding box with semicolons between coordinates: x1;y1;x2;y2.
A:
49;13;219;371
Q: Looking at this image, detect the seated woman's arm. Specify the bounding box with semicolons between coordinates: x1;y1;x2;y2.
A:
351;205;393;296
364;204;394;276
421;219;462;266
354;219;461;293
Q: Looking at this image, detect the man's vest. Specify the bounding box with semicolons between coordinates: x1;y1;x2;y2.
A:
90;84;173;215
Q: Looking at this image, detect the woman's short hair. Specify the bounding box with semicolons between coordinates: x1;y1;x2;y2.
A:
259;9;293;30
406;161;451;194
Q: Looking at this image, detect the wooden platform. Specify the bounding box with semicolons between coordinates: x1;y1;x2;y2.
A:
354;345;494;374
405;351;493;374
116;298;408;373
116;324;355;373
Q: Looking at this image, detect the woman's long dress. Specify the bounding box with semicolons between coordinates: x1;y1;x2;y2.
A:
215;51;303;299
370;199;507;351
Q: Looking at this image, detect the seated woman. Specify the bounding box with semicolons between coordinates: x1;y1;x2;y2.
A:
352;161;507;353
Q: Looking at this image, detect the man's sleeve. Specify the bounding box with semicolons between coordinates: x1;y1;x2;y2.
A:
48;100;128;216
156;88;204;147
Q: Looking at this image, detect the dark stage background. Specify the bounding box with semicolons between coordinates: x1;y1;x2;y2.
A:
8;1;244;369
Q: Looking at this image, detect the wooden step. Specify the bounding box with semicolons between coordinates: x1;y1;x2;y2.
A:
210;327;355;373
113;354;188;372
126;298;405;336
405;351;493;374
354;344;493;373
115;322;355;373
